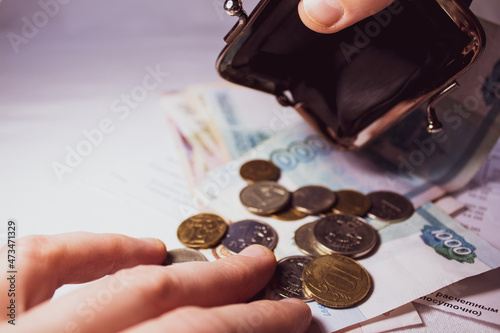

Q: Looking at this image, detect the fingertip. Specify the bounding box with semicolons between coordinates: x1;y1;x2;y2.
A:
280;298;312;316
139;237;167;264
299;0;343;34
280;297;309;307
299;0;395;34
236;245;277;278
140;237;166;250
238;245;275;258
302;0;344;28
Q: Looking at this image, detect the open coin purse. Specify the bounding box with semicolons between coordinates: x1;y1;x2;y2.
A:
216;0;485;150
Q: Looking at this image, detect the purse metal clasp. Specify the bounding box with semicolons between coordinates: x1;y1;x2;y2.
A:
223;0;248;44
426;81;460;133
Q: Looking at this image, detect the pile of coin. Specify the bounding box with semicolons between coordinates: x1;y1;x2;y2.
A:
301;254;371;308
295;214;378;258
169;159;415;308
238;159;414;222
265;253;371;309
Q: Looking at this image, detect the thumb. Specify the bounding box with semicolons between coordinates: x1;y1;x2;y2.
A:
299;0;395;34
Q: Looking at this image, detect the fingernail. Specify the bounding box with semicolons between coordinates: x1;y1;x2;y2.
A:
238;245;270;258
280;298;309;308
140;237;163;247
303;0;344;27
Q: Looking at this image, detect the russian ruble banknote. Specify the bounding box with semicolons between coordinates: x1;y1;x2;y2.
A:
163;83;303;191
185;82;303;159
163;90;232;190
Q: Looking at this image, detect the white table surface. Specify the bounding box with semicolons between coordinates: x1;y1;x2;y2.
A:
1;0;499;332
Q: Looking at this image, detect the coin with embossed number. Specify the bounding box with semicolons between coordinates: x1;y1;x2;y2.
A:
302;254;371;308
221;220;278;253
177;213;228;249
294;221;331;257
240;181;291;215
164;248;208;265
332;190;371;216
367;191;414;222
292;186;336;215
270;256;314;301
314;214;378;258
240;159;281;183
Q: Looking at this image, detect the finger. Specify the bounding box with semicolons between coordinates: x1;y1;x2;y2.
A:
0;232;166;313
122;299;312;333
17;245;276;333
299;0;395;34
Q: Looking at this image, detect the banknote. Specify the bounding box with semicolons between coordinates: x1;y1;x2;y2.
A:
185;82;303;159
164;84;303;189
163;91;232;189
192;122;500;331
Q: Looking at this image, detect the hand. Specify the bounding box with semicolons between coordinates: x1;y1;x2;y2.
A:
299;0;395;33
0;232;311;333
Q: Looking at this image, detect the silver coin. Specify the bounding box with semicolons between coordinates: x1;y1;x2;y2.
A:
294;221;331;257
164;248;208;265
313;214;378;258
240;181;290;215
367;191;414;222
221;220;278;253
292;185;337;215
270;256;314;302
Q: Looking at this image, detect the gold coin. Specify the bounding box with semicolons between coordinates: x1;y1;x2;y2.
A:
302;255;371;308
272;205;308;221
239;159;281;183
332;190;371;216
177;213;228;249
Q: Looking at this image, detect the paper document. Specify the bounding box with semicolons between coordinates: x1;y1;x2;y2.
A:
333;303;422;333
452;139;500;251
415;267;500;326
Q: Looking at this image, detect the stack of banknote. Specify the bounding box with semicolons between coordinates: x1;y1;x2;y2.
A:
163;17;500;333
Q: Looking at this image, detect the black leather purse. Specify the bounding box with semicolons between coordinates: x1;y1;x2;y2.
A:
216;0;485;151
